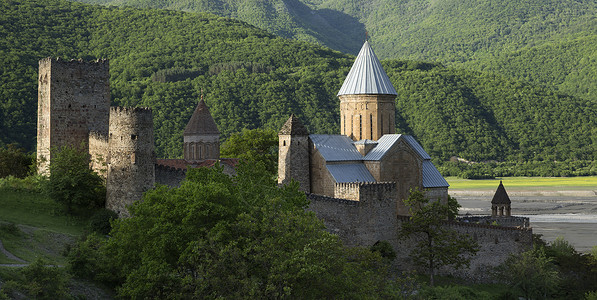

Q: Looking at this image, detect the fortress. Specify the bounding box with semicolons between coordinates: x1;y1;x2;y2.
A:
37;42;532;278
36;57;235;217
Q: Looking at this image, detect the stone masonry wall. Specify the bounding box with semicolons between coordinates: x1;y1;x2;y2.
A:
308;182;398;247
88;131;108;178
339;94;396;141
278;134;310;193
106;107;155;217
395;216;533;281
37;57;110;174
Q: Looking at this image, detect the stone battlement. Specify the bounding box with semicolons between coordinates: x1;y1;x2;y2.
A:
110;106;153;115
39;57;109;66
334;181;395;202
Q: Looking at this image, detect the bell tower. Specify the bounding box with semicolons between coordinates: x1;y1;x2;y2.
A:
338;41;397;141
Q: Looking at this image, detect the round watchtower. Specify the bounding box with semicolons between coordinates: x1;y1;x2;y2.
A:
106;107;155;217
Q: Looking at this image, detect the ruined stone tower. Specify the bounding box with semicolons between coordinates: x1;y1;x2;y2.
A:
278;114;310;193
183;97;220;160
37;57;110;174
337;41;397;141
106;107;155;217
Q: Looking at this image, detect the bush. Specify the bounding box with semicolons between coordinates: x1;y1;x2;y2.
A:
45;146;105;215
20;258;69;299
89;209;117;235
370;240;397;260
0;144;33;179
67;233;109;281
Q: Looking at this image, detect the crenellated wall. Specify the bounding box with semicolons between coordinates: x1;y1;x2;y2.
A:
106;107;156;217
309;182;398;247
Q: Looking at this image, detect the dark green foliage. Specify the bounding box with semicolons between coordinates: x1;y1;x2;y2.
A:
0;144;33;179
496;249;561;300
439;160;597;178
220;128;278;177
95;163;389;298
399;190;479;286
419;285;492;299
67;232;110;281
370;240;397;261
88;208;117;235
19;258;70;299
151;67;203;83
45;146;105;215
541;237;597;299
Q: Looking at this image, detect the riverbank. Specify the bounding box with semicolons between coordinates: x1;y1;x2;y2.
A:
448;177;597;253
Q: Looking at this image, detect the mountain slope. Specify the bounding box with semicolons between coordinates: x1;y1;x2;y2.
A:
0;0;595;164
76;0;597;102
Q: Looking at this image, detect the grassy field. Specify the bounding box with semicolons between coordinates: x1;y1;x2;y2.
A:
446;176;597;191
0;189;87;265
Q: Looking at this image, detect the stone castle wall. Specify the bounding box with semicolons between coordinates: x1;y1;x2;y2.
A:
37;57;110;174
88;131;109;178
308;182;398;247
106;107;155;217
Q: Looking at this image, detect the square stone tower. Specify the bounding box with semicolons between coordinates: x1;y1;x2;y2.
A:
36;57;110;174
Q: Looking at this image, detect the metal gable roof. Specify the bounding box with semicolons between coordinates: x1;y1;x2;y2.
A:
327;164;376;183
310;134;363;162
363;134;402;161
337;41;398;96
402;135;431;160
422;161;449;188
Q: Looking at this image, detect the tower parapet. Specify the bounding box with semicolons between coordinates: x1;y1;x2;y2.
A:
37;57;110;174
106;107;155;217
334;181;396;203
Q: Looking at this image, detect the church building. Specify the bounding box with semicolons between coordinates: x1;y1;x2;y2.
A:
278;41;449;215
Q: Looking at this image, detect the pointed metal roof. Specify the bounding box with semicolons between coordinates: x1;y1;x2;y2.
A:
491;181;511;205
184;99;220;136
279;114;309;135
337;41;397;96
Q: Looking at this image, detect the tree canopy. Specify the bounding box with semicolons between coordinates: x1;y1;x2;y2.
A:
89;163;390;298
399;190;479;286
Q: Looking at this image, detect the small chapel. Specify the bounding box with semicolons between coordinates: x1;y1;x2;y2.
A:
278;41;449;215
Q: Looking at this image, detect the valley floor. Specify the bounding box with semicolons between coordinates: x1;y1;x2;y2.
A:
449;177;597;253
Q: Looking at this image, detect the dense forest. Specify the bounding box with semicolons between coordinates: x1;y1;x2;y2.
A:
0;0;595;171
74;0;597;103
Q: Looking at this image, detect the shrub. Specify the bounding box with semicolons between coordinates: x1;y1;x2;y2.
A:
89;209;117;235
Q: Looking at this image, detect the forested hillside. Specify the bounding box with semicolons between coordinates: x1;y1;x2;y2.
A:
1;0;595;165
75;0;597;102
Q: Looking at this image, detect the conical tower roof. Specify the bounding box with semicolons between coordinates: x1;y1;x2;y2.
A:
184;99;220;136
279;114;309;135
491;181;511;205
337;41;397;96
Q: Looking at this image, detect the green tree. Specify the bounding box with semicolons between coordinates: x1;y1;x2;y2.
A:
0;144;32;179
100;163;389;298
20;258;69;299
45;146;105;215
497;249;560;300
220;128;278;177
399;189;479;286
